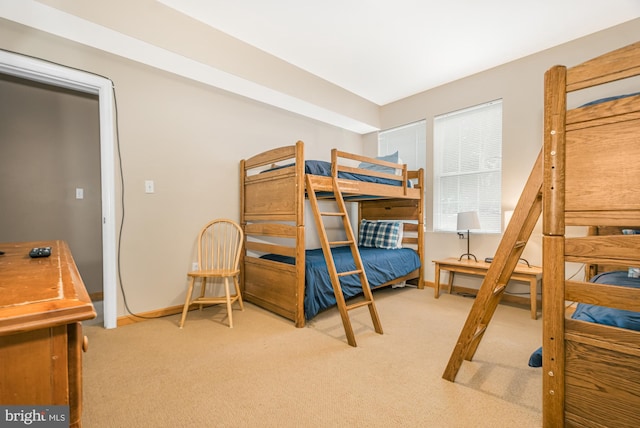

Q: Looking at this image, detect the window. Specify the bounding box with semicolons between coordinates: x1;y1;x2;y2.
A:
378;120;426;172
433;100;502;233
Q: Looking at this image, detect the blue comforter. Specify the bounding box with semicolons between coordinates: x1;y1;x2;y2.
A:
528;270;640;367
262;246;421;320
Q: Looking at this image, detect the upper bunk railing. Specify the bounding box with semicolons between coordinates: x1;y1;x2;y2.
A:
331;148;409;195
566;41;640;92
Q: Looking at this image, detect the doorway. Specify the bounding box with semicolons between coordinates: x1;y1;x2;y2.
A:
0;50;117;328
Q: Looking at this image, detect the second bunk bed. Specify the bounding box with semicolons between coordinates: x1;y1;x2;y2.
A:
240;140;424;330
541;41;640;427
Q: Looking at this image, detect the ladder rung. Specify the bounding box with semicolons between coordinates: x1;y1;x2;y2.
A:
493;284;507;295
329;240;354;246
472;324;487;341
338;269;362;277
514;241;526;248
320;212;345;217
346;300;373;311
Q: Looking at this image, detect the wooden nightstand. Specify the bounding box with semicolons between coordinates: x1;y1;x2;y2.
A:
433;257;542;319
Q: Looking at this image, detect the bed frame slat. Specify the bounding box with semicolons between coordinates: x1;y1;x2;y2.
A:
566;41;640;92
565;280;640;312
565;210;640;226
244;144;297;169
244;223;297;239
565;235;640;261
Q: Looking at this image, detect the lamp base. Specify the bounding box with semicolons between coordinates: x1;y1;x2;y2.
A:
458;253;478;262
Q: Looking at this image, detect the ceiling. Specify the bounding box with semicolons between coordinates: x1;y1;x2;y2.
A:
158;0;640;105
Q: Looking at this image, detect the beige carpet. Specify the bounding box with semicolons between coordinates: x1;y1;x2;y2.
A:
82;287;543;427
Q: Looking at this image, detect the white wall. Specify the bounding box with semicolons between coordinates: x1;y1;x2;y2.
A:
377;18;640;292
0;17;364;317
2;6;639;317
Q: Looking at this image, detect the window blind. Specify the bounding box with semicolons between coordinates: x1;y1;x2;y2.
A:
378;120;426;172
433;100;502;233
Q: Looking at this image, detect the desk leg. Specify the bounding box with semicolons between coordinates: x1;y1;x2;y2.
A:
530;277;537;320
448;272;455;295
434;264;441;298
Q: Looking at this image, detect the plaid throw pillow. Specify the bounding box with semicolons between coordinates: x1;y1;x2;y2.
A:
359;220;403;249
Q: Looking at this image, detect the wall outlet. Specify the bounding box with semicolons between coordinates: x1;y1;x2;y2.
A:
144;180;154;193
191;262;199;271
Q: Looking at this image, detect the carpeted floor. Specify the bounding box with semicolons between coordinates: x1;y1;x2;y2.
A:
82;287;542;427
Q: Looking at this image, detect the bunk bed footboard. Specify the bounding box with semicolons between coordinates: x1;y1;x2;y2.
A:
564;320;640;428
244;257;299;324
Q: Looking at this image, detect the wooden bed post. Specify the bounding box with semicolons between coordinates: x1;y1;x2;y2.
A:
295;141;306;328
417;167;425;286
239;159;246;295
542;64;567;427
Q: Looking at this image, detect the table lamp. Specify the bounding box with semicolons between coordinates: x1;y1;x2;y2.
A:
457;211;481;261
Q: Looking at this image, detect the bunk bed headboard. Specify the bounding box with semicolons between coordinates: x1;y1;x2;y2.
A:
359;190;425;286
542;41;640;427
240;141;306;326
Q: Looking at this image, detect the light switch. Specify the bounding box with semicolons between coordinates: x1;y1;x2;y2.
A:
145;180;154;194
76;188;84;199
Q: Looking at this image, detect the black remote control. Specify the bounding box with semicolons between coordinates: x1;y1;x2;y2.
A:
29;247;52;258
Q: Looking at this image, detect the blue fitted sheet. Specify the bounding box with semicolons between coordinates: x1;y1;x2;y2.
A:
261;246;421;320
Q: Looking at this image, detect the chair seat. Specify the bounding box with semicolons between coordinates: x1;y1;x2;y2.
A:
187;269;240;278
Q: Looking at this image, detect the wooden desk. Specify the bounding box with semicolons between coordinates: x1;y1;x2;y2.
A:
433;257;542;319
0;240;95;428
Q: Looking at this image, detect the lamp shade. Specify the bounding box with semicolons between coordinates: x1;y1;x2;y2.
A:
457;211;481;231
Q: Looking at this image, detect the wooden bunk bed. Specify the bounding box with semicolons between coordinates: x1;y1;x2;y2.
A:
542;42;640;427
240;140;424;329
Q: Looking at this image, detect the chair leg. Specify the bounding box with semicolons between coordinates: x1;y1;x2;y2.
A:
234;275;244;311
179;277;196;328
198;277;207;311
224;277;233;328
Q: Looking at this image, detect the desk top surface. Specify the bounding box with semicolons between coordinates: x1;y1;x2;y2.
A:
434;257;542;275
0;240;96;335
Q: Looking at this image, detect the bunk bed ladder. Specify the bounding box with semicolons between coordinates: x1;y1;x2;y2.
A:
305;174;383;347
442;150;543;382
